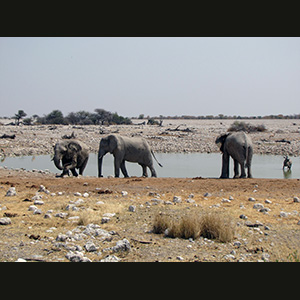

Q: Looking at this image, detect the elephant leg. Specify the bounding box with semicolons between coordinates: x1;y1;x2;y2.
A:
139;163;148;177
79;157;89;175
149;164;157;177
71;168;78;177
233;159;240;178
246;147;253;178
220;152;229;178
114;155;122;178
120;160;129;178
240;162;247;178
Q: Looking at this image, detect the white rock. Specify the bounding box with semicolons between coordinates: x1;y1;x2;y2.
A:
74;192;82;196
100;255;121;262
280;211;289;218
173;196;182;203
32;194;42;201
128;205;136;212
111;239;131;252
33;209;42;214
83;192;89;198
84;241;97;252
101;217;110;224
121;191;128;197
222;198;231;203
34;200;44;205
0;217;11;225
103;213;115;218
55;212;68;219
248;197;256;202
253;203;264;210
5;187;16;197
56;234;68;242
15;258;27;262
293;197;300;203
265;199;272;204
28;205;38;211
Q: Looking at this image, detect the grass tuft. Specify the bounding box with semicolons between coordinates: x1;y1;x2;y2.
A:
153;211;235;243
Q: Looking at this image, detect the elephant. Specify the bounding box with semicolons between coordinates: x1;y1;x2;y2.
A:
53;139;89;177
215;131;253;179
98;134;162;178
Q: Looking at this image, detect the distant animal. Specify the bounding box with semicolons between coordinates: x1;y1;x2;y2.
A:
98;134;162;178
283;155;292;171
215;131;253;179
53;139;89;177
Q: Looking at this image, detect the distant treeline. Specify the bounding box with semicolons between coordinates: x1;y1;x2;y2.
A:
7;109;132;126
135;113;300;120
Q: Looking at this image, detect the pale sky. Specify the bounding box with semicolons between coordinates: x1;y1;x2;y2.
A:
1;37;299;118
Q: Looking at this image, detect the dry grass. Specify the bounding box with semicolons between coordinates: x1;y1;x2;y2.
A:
153;211;235;242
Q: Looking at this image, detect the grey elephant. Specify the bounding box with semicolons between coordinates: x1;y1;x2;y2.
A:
215;131;253;179
98;134;162;178
53;139;89;177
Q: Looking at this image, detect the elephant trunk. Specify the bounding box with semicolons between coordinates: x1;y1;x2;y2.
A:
53;155;63;170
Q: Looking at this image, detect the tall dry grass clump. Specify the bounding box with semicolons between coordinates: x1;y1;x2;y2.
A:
152;211;235;243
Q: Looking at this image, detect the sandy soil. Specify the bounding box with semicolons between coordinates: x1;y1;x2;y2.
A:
1;168;300;262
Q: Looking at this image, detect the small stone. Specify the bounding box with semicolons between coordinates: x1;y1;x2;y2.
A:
103;213;115;218
32;194;42;201
101;217;110;224
176;256;184;261
56;234;68;242
100;255;121;262
259;207;270;213
293;197;300;203
121;191;128;197
128;205;136;212
248;197;256;202
164;201;173;205
261;253;270;262
173;196;182;203
33;209;42;215
5;187;16;197
239;214;248;220
111;239;131;252
222;198;231;203
44;213;52;219
253;203;264;210
233;241;242;248
0;217;11;225
229;196;234;200
28;205;38;211
74;192;82;196
83;192;89;198
34;200;44;205
84;241;97;252
280;211;289;218
265;199;272;204
55;212;68;219
203;192;212;197
15;258;27;262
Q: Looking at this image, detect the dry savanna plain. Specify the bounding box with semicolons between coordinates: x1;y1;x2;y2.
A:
0;119;300;262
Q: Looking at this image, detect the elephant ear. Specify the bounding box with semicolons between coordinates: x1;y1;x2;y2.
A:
107;135;118;153
68;141;82;153
216;133;230;153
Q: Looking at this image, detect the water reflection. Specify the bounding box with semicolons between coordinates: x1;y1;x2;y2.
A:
283;169;292;179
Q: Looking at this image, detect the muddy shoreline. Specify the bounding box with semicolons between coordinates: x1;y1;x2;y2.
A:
0;119;299;158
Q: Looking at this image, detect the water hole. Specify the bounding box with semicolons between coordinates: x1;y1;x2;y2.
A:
1;153;299;179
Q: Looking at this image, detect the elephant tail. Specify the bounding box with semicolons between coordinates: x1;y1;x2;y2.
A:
151;150;163;167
